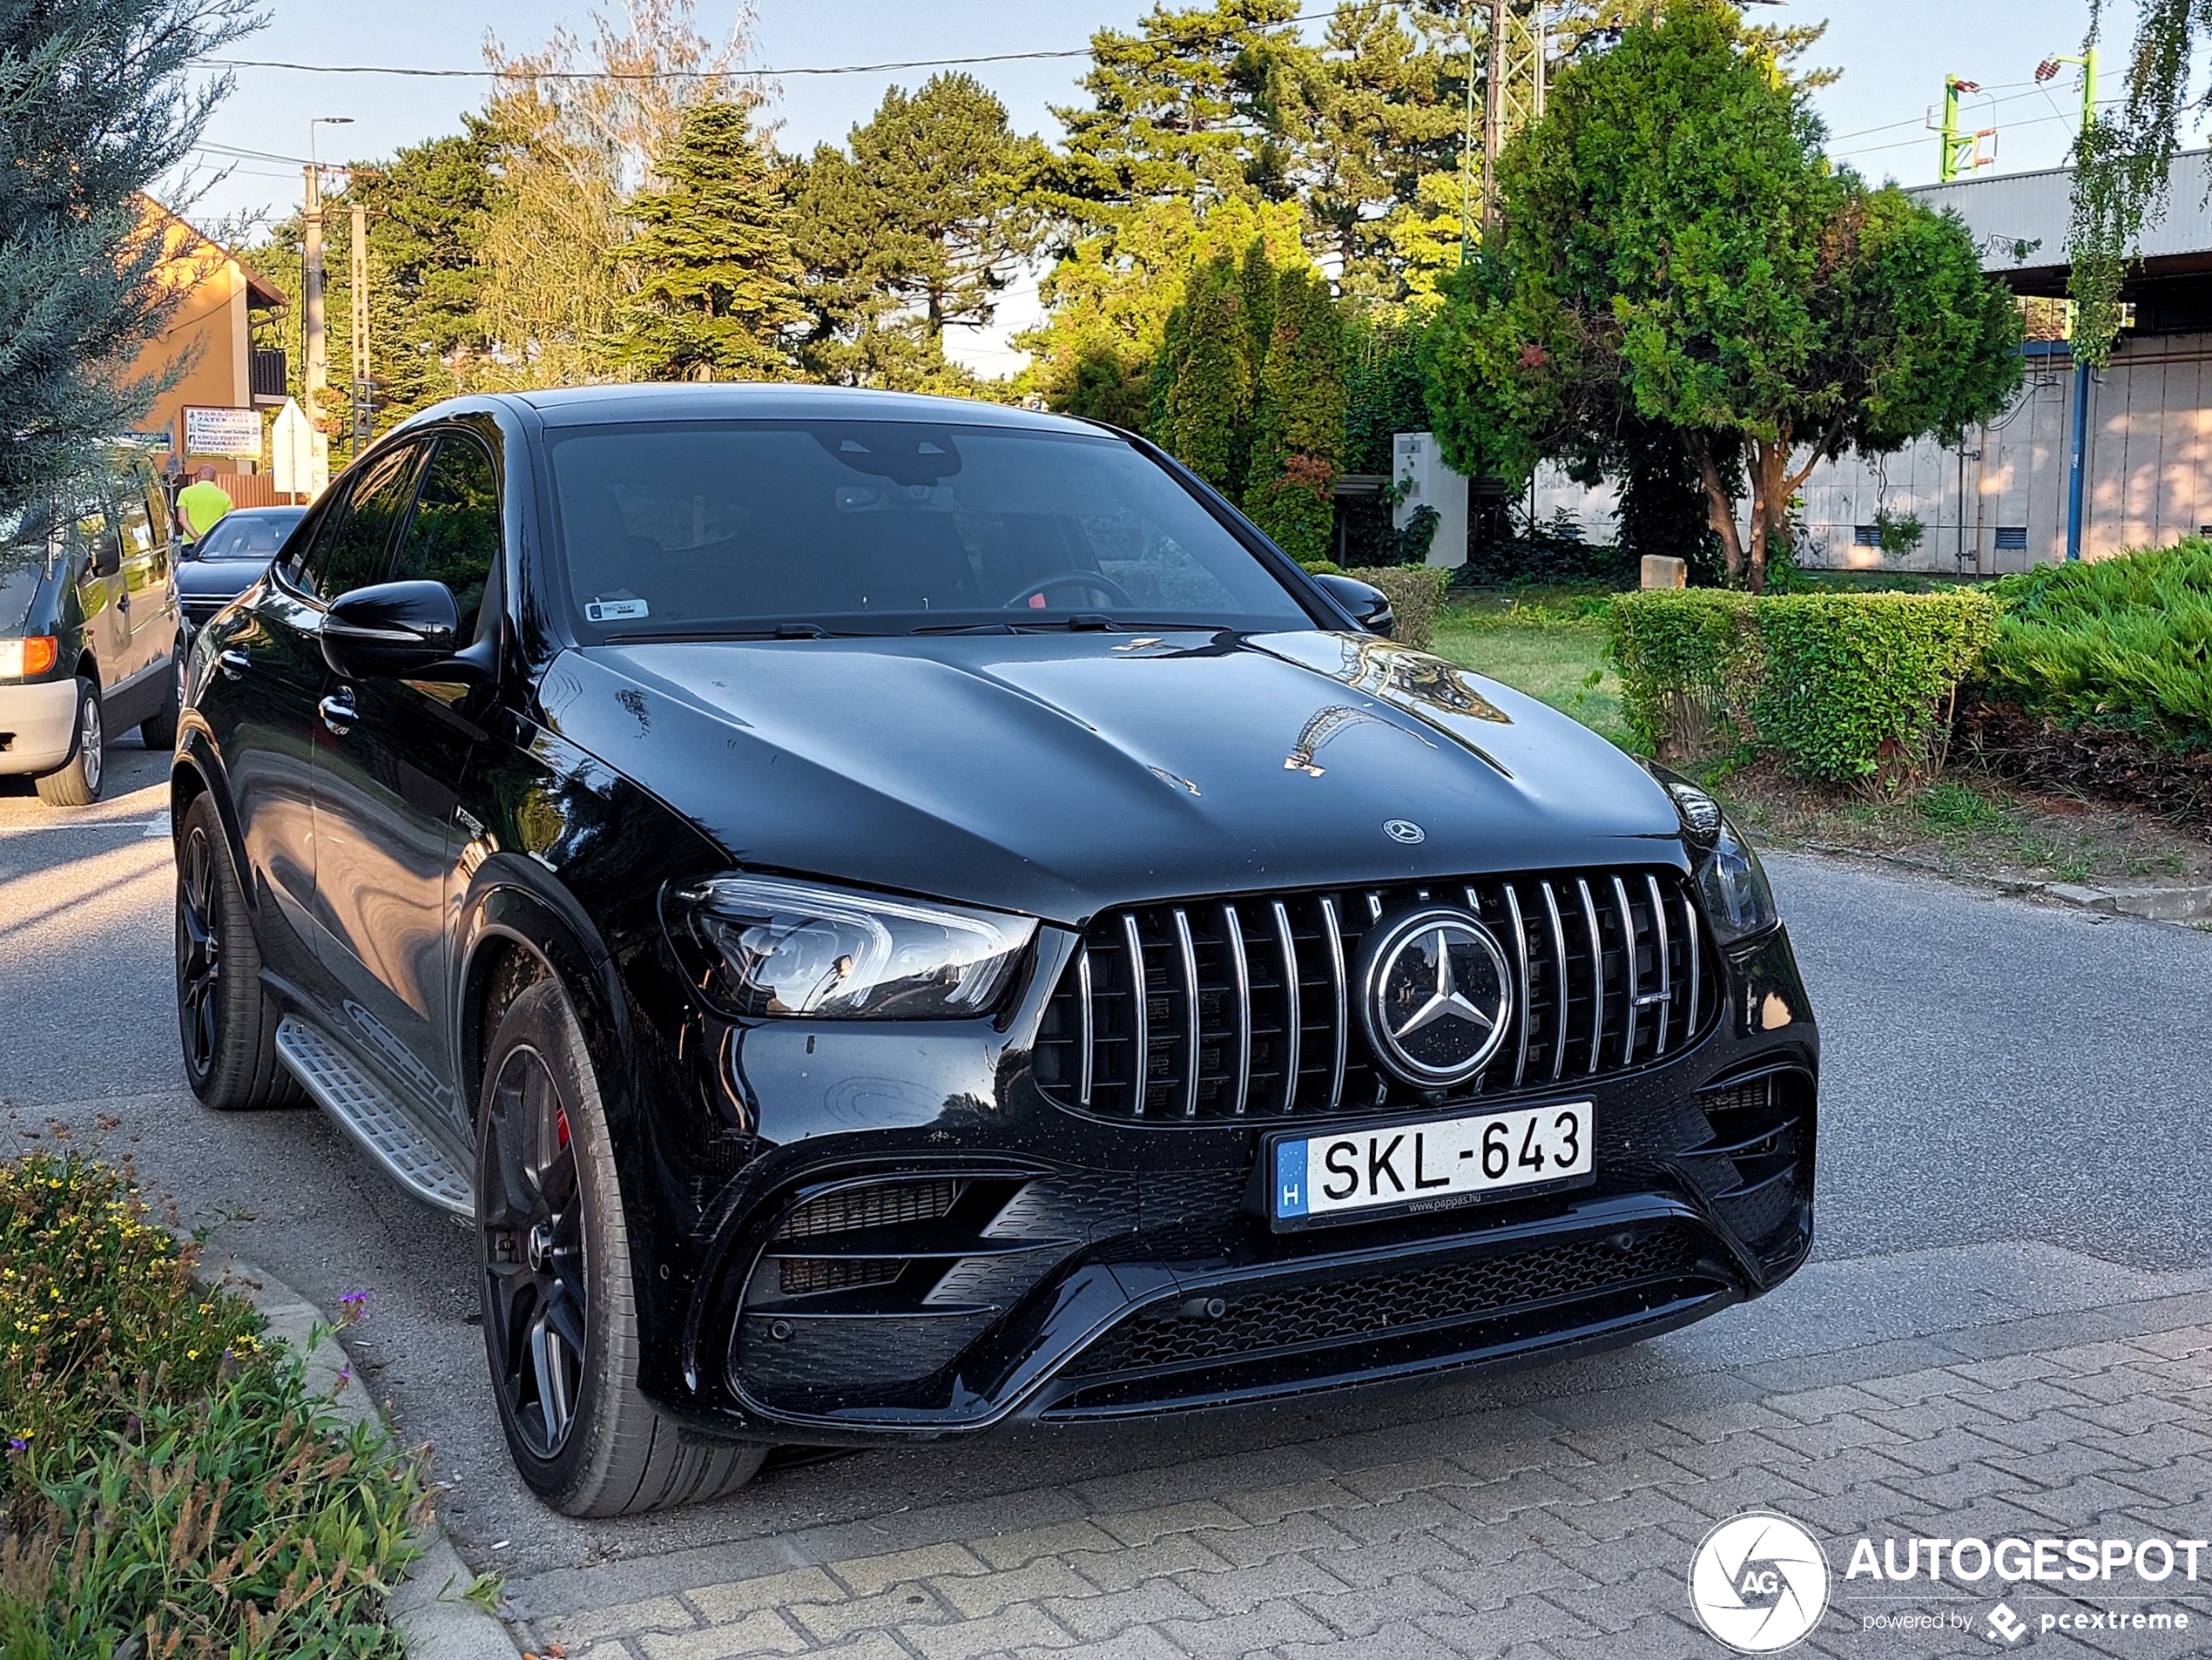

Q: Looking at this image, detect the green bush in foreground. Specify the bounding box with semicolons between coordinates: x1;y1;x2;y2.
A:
0;1154;424;1657
1609;589;1997;783
1344;565;1448;651
1985;539;2212;749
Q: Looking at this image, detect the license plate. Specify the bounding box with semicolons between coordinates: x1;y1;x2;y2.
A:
1269;1101;1594;1231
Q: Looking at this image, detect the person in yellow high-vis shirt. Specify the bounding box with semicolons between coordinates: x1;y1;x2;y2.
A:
175;464;233;543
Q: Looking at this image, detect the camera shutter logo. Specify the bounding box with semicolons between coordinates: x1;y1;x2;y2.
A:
1357;908;1514;1089
1688;1513;1831;1653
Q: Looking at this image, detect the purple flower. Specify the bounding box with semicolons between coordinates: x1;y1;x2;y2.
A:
6;1439;27;1455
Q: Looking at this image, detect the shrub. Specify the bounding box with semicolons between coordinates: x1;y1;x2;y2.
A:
1608;589;1997;784
1982;540;2212;750
1345;564;1449;651
0;1154;424;1657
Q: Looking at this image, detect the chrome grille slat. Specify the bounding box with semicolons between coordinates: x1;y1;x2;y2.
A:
1123;912;1147;1117
1320;895;1348;1110
1271;900;1300;1112
1577;878;1603;1076
1541;881;1569;1083
1042;867;1713;1124
1222;902;1251;1117
1613;874;1640;1064
1171;908;1201;1118
1076;945;1094;1105
1500;883;1531;1090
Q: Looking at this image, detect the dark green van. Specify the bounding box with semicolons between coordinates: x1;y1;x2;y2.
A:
0;448;184;806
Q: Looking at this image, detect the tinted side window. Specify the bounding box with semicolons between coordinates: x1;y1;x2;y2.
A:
299;445;423;602
113;473;161;579
390;437;499;638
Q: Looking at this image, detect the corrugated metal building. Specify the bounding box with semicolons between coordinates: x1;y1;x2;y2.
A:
1797;152;2212;572
1528;152;2212;572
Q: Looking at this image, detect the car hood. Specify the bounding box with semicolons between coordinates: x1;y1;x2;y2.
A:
537;630;1686;923
175;557;270;602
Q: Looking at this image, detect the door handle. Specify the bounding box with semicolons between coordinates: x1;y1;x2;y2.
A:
217;649;249;679
116;594;131;612
320;692;357;738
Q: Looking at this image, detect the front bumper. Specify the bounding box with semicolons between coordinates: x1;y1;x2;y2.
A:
0;678;79;775
623;923;1817;1447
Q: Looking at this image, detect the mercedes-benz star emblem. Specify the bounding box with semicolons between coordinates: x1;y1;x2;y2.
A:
1382;818;1426;845
1356;908;1514;1088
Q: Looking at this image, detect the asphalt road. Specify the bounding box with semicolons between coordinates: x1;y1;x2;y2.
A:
6;752;2211;1585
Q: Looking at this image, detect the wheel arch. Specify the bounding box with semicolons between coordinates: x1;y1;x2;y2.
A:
455;864;632;1130
169;736;253;907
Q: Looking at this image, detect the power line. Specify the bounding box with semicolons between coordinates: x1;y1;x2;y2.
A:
199;8;1380;83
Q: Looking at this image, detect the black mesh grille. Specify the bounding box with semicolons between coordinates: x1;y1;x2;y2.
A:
1076;1225;1708;1375
779;1257;906;1296
1034;867;1716;1121
779;1179;961;1239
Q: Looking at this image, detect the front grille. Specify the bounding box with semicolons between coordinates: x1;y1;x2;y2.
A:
1075;1225;1709;1375
779;1178;961;1240
1034;867;1716;1122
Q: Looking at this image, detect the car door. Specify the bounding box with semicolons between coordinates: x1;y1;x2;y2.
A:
312;433;497;1129
64;487;132;700
218;444;426;1003
112;460;178;678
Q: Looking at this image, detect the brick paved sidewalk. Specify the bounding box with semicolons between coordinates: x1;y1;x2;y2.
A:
504;1291;2212;1660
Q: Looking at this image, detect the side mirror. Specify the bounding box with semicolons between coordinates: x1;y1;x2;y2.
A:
1312;573;1396;638
321;579;464;679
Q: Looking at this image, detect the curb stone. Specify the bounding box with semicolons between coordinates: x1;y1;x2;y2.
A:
1791;840;2212;924
211;1256;527;1660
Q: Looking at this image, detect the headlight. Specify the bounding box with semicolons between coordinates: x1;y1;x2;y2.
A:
667;875;1036;1020
1643;762;1779;948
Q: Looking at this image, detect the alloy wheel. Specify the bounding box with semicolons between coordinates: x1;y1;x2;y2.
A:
78;692;102;793
482;1044;589;1458
174;823;221;1078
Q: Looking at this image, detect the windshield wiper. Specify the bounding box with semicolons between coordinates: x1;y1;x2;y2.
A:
599;624;869;644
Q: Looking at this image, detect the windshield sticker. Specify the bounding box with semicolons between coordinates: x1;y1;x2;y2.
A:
584;596;650;623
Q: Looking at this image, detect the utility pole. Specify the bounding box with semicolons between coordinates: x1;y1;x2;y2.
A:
350;202;371;456
1480;0;1546;231
302;117;352;496
2038;49;2101;562
1937;76;1987;183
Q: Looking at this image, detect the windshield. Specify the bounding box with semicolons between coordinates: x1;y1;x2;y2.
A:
546;420;1314;638
197;509;303;560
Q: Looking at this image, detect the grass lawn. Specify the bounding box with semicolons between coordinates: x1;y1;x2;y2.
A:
1431;598;1630;748
1427;588;2212;893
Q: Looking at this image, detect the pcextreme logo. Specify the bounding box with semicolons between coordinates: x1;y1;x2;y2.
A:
1688;1513;1832;1653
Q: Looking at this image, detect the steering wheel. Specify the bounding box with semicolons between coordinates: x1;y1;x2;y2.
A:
1002;570;1135;610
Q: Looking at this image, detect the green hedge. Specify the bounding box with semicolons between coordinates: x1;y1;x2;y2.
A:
1345;564;1449;651
1608;589;1998;783
1983;540;2212;749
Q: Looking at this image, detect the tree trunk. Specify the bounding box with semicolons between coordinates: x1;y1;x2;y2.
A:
1685;432;1745;585
1746;438;1794;596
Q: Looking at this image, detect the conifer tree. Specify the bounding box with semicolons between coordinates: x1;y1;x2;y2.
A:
605;98;804;381
0;0;257;496
1151;253;1251;493
1244;267;1346;563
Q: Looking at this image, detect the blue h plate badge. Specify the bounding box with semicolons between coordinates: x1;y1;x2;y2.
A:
1275;1137;1310;1220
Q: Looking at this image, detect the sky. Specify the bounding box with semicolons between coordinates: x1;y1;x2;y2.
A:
183;0;2178;375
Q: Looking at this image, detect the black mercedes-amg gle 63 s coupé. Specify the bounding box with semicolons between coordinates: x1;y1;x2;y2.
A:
172;385;1816;1516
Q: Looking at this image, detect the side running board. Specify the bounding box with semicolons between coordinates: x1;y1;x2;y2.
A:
275;1016;475;1216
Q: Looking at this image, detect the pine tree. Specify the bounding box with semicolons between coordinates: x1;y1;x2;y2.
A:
0;0;258;497
788;76;1042;390
1244;267;1346;562
605;99;804;381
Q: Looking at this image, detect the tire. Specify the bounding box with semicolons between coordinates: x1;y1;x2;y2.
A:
174;792;304;1110
476;980;765;1516
33;677;103;806
139;638;184;752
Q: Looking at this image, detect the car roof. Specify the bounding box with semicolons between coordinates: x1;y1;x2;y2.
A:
506;381;1107;438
